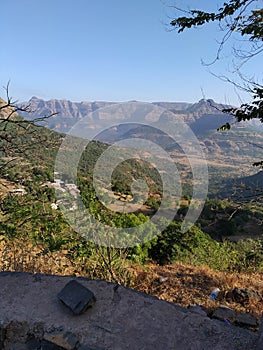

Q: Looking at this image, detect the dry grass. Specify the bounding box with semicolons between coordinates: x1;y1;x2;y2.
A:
0;236;77;275
131;263;263;318
0;179;16;197
0;236;262;319
0;236;132;283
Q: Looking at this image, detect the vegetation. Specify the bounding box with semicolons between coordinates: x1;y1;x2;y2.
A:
1;176;263;277
0;86;60;177
170;0;263;166
0;87;262;321
133;262;263;318
0;100;262;264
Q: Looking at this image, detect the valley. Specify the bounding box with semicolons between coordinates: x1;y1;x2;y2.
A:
0;95;262;324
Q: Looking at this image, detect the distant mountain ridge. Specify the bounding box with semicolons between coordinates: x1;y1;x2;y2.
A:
20;96;263;187
20;97;232;133
9;96;263;199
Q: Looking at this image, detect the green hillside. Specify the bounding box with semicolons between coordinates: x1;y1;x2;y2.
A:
0;101;262;290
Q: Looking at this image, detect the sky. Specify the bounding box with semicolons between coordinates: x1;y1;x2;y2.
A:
0;0;261;105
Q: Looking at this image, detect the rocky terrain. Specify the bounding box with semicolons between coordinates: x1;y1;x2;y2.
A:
0;271;262;350
20;97;263;182
21;97;231;132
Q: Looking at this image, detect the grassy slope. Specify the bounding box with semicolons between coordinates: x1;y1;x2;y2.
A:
133;263;263;318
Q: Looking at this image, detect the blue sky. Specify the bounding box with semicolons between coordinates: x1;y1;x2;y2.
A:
1;0;261;104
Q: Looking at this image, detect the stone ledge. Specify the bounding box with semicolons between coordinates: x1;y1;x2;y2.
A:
0;271;260;350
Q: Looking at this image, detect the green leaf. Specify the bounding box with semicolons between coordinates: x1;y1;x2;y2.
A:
217;122;231;131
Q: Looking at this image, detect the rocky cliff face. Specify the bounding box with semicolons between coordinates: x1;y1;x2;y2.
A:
20;97;231;133
18;96;263;189
186;99;230;118
23;97;115;132
27;96;114;120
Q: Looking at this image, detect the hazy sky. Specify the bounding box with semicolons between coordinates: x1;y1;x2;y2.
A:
1;0;261;104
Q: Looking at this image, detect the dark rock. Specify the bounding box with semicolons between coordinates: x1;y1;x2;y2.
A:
41;339;65;350
57;280;96;315
4;320;30;343
212;305;236;322
29;323;45;342
212;306;259;330
78;346;104;350
188;305;207;317
232;287;261;305
26;337;41;350
225;290;234;302
43;331;79;350
0;321;5;350
256;315;263;350
5;343;29;350
235;313;258;328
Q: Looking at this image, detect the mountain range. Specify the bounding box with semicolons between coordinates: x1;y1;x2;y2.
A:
21;97;232;133
19;96;263;195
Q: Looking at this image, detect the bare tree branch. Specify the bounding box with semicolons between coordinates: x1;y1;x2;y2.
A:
0;83;60;175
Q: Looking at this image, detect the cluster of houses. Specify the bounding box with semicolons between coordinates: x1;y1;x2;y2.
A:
51;174;80;211
9;173;80;213
52;178;80;199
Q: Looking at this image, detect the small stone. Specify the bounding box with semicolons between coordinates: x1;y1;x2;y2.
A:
5;320;29;343
43;331;79;350
212;305;236;322
232;287;261;305
235;313;258;328
57;280;96;315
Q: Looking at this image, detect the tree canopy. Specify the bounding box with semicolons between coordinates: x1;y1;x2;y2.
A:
170;1;262;136
171;1;263;41
0;83;59;176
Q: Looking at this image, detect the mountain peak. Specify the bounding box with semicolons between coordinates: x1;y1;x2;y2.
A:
186;99;229;116
19;97;234;133
198;98;216;105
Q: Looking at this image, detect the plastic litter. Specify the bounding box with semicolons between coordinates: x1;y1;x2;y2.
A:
159;276;168;283
210;288;220;301
224;318;231;325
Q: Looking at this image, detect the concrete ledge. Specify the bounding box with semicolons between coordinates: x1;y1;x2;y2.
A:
0;271;259;350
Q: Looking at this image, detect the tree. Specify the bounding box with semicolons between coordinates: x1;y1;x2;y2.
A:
170;0;263;166
0;82;58;176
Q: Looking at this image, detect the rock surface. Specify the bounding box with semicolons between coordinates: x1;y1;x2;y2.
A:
212;305;236;322
43;331;79;349
211;305;259;329
57;280;96;315
231;287;262;305
256;315;263;350
20;97;229;133
0;271;260;350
